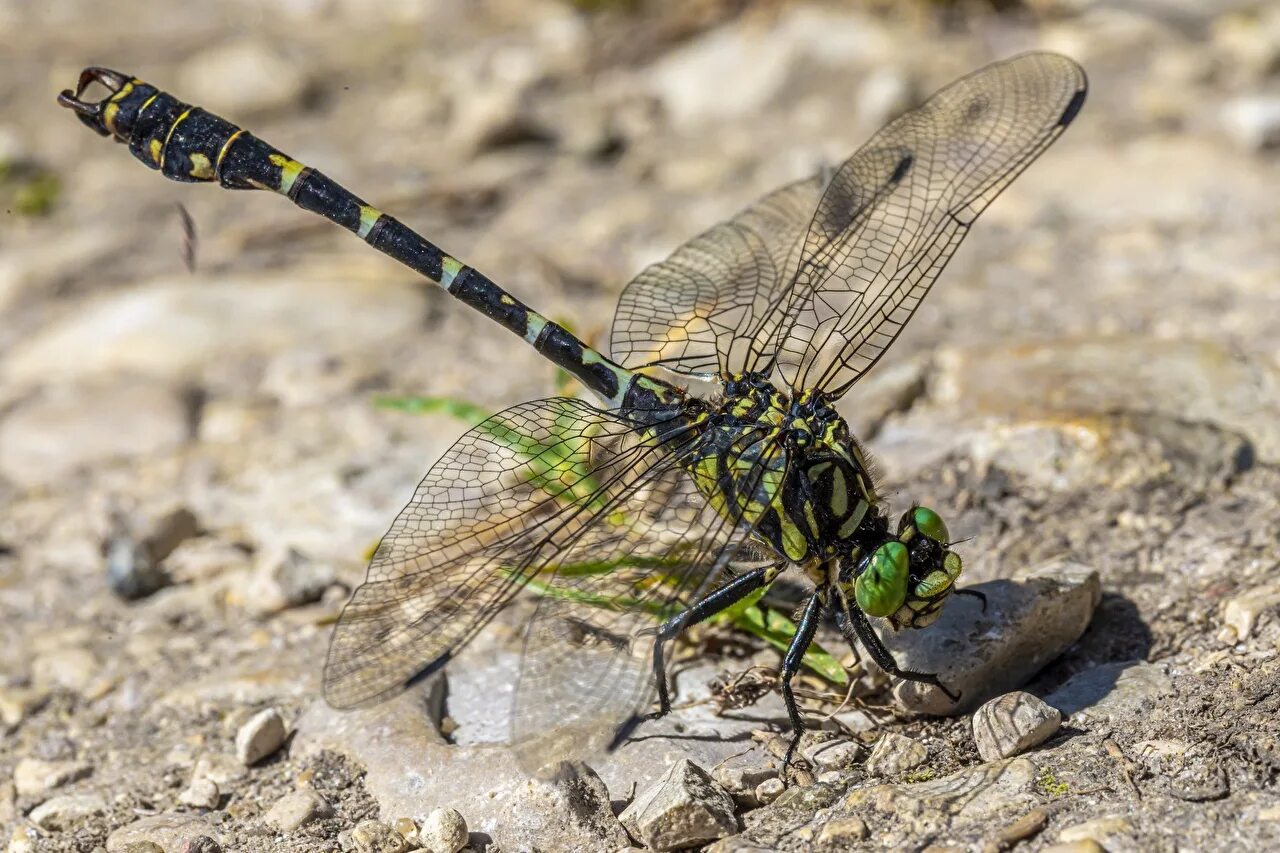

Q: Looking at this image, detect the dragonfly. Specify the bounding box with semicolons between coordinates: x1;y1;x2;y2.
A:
60;52;1086;773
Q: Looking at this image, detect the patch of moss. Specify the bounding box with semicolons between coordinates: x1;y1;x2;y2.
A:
1036;766;1070;797
902;768;937;783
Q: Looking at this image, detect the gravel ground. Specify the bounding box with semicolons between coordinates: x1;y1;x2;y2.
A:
3;1;1280;851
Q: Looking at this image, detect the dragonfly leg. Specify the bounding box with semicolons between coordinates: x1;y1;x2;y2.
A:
837;608;961;703
647;564;780;719
956;587;988;612
780;591;823;776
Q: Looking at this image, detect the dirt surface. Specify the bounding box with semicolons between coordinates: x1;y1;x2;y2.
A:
3;1;1280;851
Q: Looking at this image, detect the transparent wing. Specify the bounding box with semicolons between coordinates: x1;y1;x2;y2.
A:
610;176;824;377
511;429;788;773
774;52;1087;396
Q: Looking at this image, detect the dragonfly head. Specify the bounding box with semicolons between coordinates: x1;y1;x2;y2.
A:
843;506;963;630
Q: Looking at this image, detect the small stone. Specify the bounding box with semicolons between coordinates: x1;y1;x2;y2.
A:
235;707;288;765
264;789;332;831
1058;816;1134;844
972;692;1062;761
106;813;220;853
31;646;99;694
816;770;843;785
753;777;785;806
817;816;869;844
619;759;738;851
1222;95;1280;152
105;507;198;601
1042;843;1105;853
418;807;467;853
241;546;334;615
13;757;92;797
191;754;246;788
29;793;107;830
178;778;220;809
1222;580;1280;641
801;739;863;770
711;762;778;809
865;732;928;776
392;817;418;843
350;820;409;853
0;687;48;728
120;843;164;853
179;838;222;853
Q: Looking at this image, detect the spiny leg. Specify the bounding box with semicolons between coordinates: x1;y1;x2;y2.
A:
780;591;823;774
837;608;960;702
648;564;780;718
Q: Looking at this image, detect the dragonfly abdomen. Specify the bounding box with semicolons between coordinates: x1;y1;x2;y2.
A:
59;67;679;413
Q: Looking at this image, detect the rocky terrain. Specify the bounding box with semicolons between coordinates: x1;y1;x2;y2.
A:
3;0;1280;850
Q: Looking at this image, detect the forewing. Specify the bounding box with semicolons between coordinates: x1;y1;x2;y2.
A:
323;397;702;709
772;52;1087;396
610;176;824;377
511;428;788;774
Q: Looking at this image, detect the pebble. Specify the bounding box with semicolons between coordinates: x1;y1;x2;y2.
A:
1058;816;1134;845
0;687;47;728
817;816;869;844
888;563;1101;715
1044;661;1172;725
418;807;468;853
12;757;92;797
106;813;220;852
619;759;738;851
264;789;332;831
972;692;1062;761
6;825;38;853
753;777;785;806
350;819;410;853
711;762;778;809
235;707;288;765
178;778;220;810
865;732;928;776
241;546;335;615
31;646;99;694
801;739;864;770
1221;95;1280;152
179;839;222;853
105;507;198;601
1221;580;1280;641
29;793;107;830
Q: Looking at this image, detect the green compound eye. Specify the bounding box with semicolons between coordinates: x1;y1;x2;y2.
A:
912;507;950;544
855;541;909;618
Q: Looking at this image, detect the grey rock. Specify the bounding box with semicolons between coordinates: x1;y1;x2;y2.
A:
12;757;92;797
801;739;863;770
753;777;784;807
350;820;409;853
105;507;197;600
264;789;331;830
865;732;927;777
619;759;738;851
106;814;221;853
177;778;220;810
1222;95;1280;152
886;562;1101;714
235;707;288;765
418;807;468;853
29;793;107;830
711;760;778;810
242;546;335;615
178;839;222;853
972;692;1062;761
1045;661;1173;725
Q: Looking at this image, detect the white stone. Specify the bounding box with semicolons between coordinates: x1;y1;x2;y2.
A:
865;732;928;776
29;793;106;830
972;692;1062;761
264;789;331;831
235;707;288;766
178;778;221;810
417;807;468;853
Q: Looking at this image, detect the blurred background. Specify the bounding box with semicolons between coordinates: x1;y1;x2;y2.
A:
2;0;1280;849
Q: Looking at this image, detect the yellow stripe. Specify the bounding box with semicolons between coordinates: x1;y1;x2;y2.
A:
440;256;465;288
159;108;195;171
357;205;383;239
268;153;306;195
215;129;246;182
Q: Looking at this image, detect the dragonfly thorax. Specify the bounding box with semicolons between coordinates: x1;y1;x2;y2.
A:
708;372;965;631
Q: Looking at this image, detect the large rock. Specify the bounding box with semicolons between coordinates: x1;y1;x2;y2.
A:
619;759;738;851
1044;661;1173;726
882;562;1101;714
